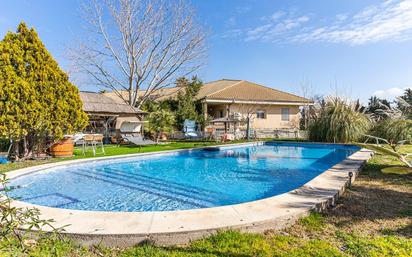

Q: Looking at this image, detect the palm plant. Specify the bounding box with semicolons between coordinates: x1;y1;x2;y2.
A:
308;96;371;143
359;110;412;168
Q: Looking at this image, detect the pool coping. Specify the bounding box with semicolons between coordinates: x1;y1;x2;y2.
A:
3;142;373;247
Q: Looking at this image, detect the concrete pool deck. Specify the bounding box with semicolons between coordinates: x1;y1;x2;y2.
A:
4;142;373;247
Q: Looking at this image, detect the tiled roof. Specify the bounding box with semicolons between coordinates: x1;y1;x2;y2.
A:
80;92;144;115
196;79;241;99
102;79;310;104
205;80;309;103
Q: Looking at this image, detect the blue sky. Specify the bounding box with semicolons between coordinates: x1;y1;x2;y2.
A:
1;0;412;102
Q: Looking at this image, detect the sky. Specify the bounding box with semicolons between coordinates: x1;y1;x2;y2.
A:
1;0;412;103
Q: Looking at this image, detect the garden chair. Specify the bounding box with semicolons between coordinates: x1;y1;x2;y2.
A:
183;119;202;139
82;134;105;156
118;121;156;149
119;134;156;146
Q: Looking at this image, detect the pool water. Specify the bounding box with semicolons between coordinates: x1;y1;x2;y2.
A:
7;142;359;212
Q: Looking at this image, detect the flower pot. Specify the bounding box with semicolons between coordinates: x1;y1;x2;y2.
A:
50;138;74;158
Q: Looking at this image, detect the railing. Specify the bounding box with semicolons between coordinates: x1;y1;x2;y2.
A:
254;129;307;139
168;129;308;140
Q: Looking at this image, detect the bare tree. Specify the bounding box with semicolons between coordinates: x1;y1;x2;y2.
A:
298;77;315;129
71;0;206;108
230;103;267;139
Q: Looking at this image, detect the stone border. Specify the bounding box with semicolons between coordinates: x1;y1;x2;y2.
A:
4;142;373;247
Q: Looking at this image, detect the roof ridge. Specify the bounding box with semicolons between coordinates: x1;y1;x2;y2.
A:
80;90;100;94
205;78;241;84
204;80;245;98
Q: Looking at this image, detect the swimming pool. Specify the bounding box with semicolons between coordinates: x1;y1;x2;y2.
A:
7;142;359;212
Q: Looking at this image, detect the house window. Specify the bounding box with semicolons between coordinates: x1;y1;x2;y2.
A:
281;108;290;121
256;110;266;119
219;110;224;118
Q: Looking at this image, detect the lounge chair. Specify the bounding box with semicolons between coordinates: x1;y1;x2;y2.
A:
120;134;156;146
183;119;202;139
119;121;156;148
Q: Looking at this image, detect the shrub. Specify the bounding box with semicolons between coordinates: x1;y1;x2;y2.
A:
369;119;412;147
0;174;65;254
146;108;175;142
308;97;371;143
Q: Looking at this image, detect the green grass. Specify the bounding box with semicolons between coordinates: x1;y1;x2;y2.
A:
298;212;326;231
1;143;411;256
337;232;412;257
0;138;289;174
0;140;252;174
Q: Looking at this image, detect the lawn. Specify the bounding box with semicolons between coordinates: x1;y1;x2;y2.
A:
0;140;245;174
1;144;411;256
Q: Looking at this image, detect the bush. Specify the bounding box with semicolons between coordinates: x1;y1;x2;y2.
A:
0;174;65;254
308;97;371;143
146;108;175;142
369;119;412;146
0;139;10;152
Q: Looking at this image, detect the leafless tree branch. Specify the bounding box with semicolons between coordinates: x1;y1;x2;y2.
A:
70;0;206;108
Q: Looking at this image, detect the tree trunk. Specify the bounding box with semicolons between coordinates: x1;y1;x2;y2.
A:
156;132;161;144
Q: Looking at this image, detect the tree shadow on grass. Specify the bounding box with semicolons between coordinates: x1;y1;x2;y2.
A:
321;163;412;237
280;162;412;238
361;162;412;187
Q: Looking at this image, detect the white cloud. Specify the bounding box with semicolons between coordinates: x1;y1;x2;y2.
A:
270;11;286;21
245;14;310;42
221;29;243;39
336;14;348;21
373;87;410;98
224;0;412;45
293;0;412;45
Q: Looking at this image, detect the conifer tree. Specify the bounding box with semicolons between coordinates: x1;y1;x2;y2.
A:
175;77;203;128
0;22;88;159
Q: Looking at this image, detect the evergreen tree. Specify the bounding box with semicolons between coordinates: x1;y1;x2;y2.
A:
366;96;390;114
398;88;412;118
400;88;412;104
174;77;203;128
0;22;88;159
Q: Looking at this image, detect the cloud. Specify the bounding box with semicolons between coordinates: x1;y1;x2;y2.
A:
245;14;310;42
373;87;410;98
336;14;348;21
270;11;286;21
224;0;412;45
293;0;412;45
221;29;243;39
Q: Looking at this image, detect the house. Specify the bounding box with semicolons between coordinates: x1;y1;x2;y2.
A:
79;91;145;138
104;79;311;136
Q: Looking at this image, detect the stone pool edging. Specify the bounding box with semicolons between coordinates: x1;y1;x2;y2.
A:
4;142;373;247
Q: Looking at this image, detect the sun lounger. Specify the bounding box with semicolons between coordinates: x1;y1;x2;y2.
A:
118;121;155;147
120;134;156;146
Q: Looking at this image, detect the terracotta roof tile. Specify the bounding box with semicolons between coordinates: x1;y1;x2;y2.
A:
206;80;309;102
101;79;310;104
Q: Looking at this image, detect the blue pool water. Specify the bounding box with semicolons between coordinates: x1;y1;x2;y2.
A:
7;142;359;212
